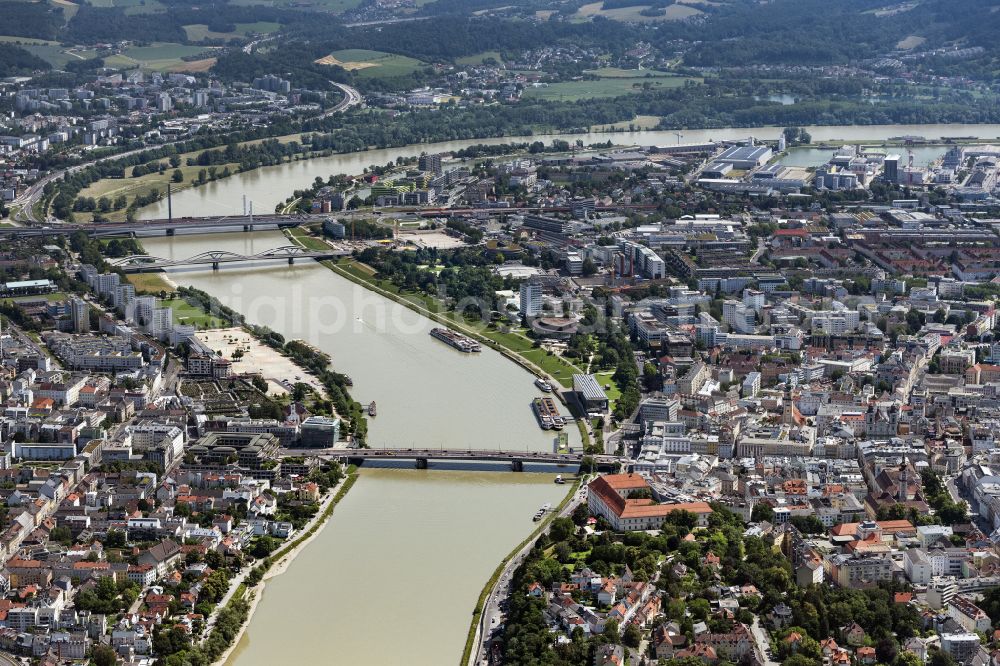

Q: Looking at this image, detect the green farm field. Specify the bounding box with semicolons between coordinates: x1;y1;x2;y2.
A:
103;43;216;72
230;0;363;12
523;72;695;102
183;21;281;42
86;0;167;13
315;49;424;79
455;51;503;66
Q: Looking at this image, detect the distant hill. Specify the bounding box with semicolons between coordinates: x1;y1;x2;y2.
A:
0;1;64;40
0;43;53;76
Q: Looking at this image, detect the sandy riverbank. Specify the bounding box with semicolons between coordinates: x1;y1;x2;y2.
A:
196;327;326;396
210;585;263;666
210;472;355;666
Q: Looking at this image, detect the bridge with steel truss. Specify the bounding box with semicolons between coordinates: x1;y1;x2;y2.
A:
110;245;347;272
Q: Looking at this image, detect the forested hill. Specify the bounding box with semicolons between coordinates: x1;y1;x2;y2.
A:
0;44;53;78
62;2;312;44
7;0;1000;81
278;0;1000;78
0;1;64;40
281;17;645;61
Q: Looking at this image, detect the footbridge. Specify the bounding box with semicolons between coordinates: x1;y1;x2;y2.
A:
110;245;347;272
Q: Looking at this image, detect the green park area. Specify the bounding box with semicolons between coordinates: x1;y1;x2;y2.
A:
70;127;317;222
73;151;243;222
163;294;228;329
0;36;211;72
285;227;331;252
587;67;678;78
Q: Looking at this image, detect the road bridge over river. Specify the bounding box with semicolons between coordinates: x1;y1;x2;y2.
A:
3;203;658;239
282;447;620;471
1;214;308;238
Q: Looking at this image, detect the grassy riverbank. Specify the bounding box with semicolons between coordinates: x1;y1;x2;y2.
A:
125;271;177;294
289;230;585;389
459;476;582;666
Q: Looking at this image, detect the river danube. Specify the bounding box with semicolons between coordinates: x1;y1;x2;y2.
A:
224;468;566;666
142;231;575;452
141;231;577;664
139;123;1000;219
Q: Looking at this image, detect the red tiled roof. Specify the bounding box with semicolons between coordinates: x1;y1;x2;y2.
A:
597;474;651;491
589;476;713;520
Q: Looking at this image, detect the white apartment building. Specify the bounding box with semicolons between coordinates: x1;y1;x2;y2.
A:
948;596;992;634
941;633;981;664
519;281;543;317
811;310;860;335
134;295;156;326
742;288;765;310
147;307;173;339
115;284;135;310
94;272;120;296
723;300;756;334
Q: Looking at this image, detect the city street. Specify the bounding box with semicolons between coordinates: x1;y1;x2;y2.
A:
751;617;779;666
471;482;588;666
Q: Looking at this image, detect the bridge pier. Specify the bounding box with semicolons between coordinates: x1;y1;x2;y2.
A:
288;257;294;265
243;225;250;232
166;228;175;236
415;457;428;469
212;261;219;271
511;459;524;472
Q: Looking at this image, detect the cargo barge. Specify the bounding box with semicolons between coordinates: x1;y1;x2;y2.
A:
532;396;565;430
